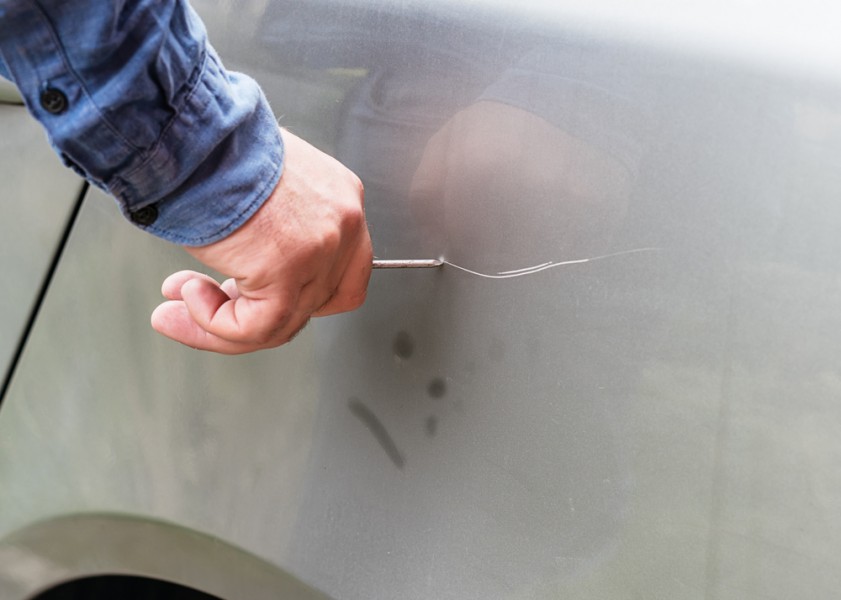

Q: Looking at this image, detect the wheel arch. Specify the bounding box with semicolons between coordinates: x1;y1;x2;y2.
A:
0;512;330;600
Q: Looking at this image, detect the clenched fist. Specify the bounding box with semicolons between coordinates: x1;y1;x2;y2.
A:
151;128;373;354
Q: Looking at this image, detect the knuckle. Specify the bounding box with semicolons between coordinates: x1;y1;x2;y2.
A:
320;225;342;254
296;236;328;263
338;204;366;238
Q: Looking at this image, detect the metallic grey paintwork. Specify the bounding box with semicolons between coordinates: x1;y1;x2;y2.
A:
2;1;841;599
0;79;23;104
0;514;328;600
0;106;82;378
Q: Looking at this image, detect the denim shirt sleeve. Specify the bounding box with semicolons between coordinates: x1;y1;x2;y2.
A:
0;0;283;246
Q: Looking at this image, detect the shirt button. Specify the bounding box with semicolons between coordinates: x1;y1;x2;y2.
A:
129;204;159;226
40;87;68;115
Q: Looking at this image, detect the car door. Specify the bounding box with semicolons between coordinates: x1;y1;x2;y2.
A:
2;1;841;599
0;79;84;395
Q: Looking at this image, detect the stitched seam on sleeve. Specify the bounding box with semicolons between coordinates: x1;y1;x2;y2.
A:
34;3;141;154
116;49;209;186
144;148;283;246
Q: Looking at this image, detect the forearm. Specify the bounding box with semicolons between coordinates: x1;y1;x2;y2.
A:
0;0;283;245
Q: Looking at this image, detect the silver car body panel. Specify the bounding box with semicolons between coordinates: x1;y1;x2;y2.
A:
2;1;841;598
0;106;82;378
0;514;328;600
0;79;23;104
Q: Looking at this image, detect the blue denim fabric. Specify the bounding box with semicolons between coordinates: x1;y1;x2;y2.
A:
0;0;283;246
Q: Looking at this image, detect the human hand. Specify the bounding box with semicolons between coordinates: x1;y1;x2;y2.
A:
150;129;372;354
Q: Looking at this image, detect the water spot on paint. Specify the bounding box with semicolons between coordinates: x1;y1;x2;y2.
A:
393;331;414;360
427;377;446;399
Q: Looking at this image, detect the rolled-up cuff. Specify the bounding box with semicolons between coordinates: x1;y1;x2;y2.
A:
123;88;284;247
110;53;284;246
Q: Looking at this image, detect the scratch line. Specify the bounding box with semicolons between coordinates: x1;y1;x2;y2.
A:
442;247;659;279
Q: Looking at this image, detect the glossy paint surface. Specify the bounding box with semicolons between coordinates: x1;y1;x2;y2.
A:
2;1;841;599
0;106;81;378
0;515;328;600
0;79;22;104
